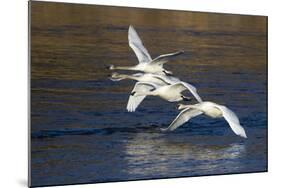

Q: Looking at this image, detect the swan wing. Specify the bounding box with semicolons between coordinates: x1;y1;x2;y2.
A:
161;108;203;131
127;95;146;112
215;104;247;138
126;82;156;112
128;25;152;64
150;74;180;85
169;82;203;102
180;82;202;102
149;51;184;65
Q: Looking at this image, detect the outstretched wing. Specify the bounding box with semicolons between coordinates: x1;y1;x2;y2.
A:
149;50;184;66
215;105;247;138
161;108;202;131
169;82;203;102
128;25;152;64
126;82;156;112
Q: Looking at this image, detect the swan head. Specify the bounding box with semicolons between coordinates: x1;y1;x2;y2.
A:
111;72;121;79
109;72;124;81
107;65;115;70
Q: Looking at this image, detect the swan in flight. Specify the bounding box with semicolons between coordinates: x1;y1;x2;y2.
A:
127;81;203;112
161;101;247;138
109;25;184;75
110;73;202;112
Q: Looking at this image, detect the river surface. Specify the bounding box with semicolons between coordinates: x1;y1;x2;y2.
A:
30;2;267;187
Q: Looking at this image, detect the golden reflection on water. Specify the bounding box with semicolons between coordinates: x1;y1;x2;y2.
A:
31;1;267;81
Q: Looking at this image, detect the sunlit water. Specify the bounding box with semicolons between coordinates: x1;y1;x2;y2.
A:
30;2;267;187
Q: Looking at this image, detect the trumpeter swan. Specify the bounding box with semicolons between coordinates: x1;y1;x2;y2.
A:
127;81;202;112
161;101;247;138
109;25;184;75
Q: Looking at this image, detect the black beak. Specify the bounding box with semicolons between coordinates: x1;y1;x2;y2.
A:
130;91;136;96
106;65;114;70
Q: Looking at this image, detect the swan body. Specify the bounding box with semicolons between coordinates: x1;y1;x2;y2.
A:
161;101;247;138
113;73;201;112
133;81;202;103
145;84;189;102
127;81;202;112
109;25;183;75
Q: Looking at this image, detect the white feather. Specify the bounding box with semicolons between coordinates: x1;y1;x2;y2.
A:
128;25;152;64
150;51;184;66
161;108;203;131
126;82;157;112
214;104;247;138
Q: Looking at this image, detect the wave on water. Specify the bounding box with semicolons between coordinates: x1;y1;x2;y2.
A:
31;125;163;139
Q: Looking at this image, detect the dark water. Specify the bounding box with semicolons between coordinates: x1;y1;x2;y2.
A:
30;2;267;187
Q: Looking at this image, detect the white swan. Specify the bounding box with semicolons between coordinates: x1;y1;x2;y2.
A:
161;101;247;138
111;73;202;112
127;81;202;112
109;25;183;75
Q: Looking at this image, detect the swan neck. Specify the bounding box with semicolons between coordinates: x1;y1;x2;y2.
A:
138;90;154;96
149;90;157;96
118;74;137;80
114;66;137;71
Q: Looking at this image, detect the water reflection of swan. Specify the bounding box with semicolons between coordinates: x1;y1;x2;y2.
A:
109;25;183;75
123;132;245;176
161;102;247;138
